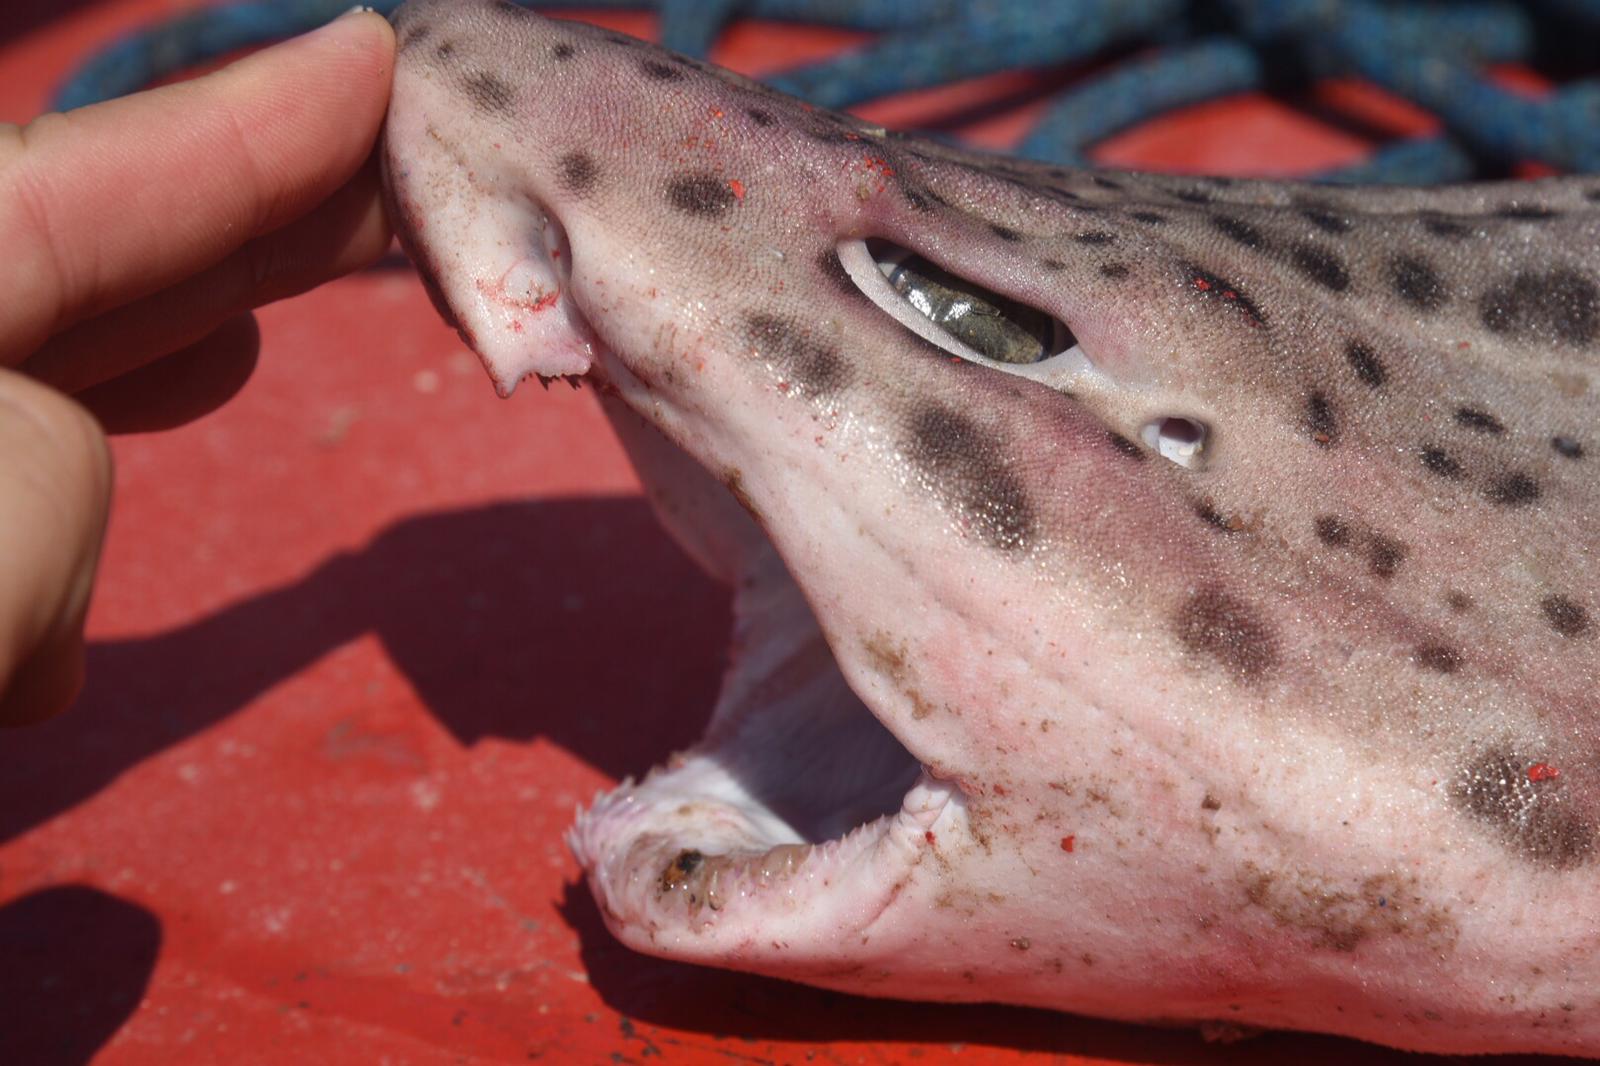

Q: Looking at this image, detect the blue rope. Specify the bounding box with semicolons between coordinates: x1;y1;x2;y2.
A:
764;0;1186;110
1016;38;1261;168
49;0;1600;184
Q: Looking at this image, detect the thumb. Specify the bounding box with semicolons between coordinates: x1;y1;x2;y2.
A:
0;369;111;726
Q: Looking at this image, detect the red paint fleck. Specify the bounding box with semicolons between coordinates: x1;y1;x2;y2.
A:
1060;836;1075;853
925;831;937;844
728;179;746;201
993;784;1007;796
709;106;724;118
1529;763;1562;782
1192;277;1212;292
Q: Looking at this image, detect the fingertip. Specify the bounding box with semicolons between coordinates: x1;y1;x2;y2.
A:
0;371;110;726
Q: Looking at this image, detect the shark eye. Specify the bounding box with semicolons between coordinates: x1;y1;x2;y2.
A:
838;239;1077;366
874;245;1071;365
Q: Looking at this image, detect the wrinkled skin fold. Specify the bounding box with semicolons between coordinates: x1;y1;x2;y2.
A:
382;0;1600;1055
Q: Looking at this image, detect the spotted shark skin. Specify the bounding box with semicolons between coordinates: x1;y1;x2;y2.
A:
382;1;1600;1055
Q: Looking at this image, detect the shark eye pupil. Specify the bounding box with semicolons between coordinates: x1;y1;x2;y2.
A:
874;249;1068;365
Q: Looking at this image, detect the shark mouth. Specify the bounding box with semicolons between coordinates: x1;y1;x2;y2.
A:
440;211;975;960
567;561;964;958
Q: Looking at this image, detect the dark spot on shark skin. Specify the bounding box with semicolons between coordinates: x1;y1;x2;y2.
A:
1290;244;1350;292
1542;595;1591;637
435;41;455;60
1301;207;1352;235
1075;231;1115;246
1100;263;1131;279
1314;517;1405;578
1453;748;1595;869
1315;515;1350;547
898;180;933;213
1186;266;1265;327
1091;174;1124;190
1212;215;1267;250
1305;392;1337;446
1175;188;1214;204
400;23;431;48
1174;586;1279;683
1421;213;1472;239
463;71;515;113
1106;431;1145;461
990;224;1023;243
1480;268;1599;346
1486;471;1540;507
904;407;1035;553
666;174;738;218
640;59;684;81
1391;255;1447;312
551;42;576;61
492;0;529;16
1421;447;1464;479
557;152;599;196
1445;590;1473;612
1454;407;1504;434
1195;500;1243;534
1131;211;1167;225
1552;435;1584;459
1040;258;1066;272
1366;534;1407;579
1498;203;1560;221
743;312;848;397
1344;340;1386;387
746;107;775;127
1414;644;1463;673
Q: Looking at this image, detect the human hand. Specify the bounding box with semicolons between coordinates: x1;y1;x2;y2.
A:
0;9;395;725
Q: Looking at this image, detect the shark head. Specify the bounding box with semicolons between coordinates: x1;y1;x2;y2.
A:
382;1;1600;1054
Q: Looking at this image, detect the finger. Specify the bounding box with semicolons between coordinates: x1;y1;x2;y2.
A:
75;314;260;435
0;370;112;727
23;156;387;395
0;8;394;366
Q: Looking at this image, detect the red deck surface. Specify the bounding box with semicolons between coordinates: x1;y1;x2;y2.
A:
0;4;1574;1064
